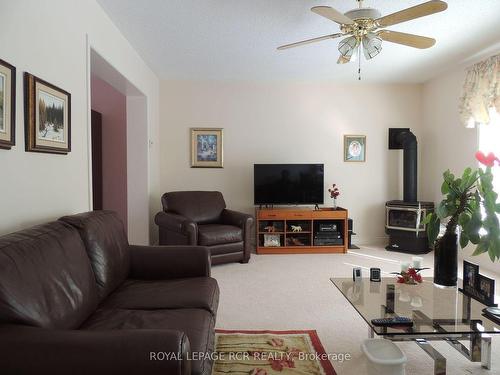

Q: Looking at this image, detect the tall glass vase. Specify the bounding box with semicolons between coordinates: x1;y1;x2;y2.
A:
332;198;337;210
433;232;458;287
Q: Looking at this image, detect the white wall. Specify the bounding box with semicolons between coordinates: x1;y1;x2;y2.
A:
0;0;159;243
421;50;500;273
160;81;423;245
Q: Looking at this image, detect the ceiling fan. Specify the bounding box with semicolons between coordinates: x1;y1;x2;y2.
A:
277;0;448;66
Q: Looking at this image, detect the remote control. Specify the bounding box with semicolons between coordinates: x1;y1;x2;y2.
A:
371;317;413;327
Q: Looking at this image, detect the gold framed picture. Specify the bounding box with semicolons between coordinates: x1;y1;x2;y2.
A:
190;128;223;168
0;58;16;150
344;135;366;162
24;72;71;154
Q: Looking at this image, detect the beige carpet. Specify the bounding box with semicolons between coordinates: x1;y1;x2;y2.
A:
211;246;500;375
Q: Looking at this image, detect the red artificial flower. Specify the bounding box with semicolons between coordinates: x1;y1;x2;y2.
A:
287;347;302;358
250;368;268;375
328;184;340;198
475;151;499;167
268;338;284;347
269;359;295;371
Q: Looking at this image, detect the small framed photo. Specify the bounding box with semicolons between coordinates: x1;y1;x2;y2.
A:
0;58;16;150
463;260;479;292
263;234;280;247
370;267;381;282
190;128;223;168
24;72;71;154
344;135;366;162
478;274;495;306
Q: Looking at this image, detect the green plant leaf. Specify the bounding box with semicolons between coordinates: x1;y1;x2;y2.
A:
472;242;488;256
443;170;454;182
460;233;469;248
436;201;449;219
441;180;450;194
458;212;471;227
496;203;500;213
422;213;433;225
490;239;500;261
488;248;496;262
469;233;480;244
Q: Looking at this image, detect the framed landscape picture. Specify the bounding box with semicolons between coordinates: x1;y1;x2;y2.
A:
0;58;16;150
190;128;223;168
24;72;71;154
344;135;366;162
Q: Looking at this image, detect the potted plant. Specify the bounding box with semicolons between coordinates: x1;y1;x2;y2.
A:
424;151;500;287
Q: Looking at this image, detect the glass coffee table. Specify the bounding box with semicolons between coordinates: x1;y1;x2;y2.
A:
331;277;500;375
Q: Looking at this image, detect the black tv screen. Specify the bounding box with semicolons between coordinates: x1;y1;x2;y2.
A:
254;164;324;205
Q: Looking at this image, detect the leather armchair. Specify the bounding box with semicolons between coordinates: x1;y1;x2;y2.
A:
155;191;254;265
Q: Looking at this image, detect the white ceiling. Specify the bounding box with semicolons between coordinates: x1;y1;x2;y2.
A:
97;0;500;83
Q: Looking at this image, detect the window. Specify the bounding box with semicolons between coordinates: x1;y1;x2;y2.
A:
478;109;500;195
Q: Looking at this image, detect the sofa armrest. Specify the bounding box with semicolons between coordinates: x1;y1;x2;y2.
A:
129;245;211;279
0;325;190;375
155;212;197;244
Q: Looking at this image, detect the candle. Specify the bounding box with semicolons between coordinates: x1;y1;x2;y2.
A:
400;261;410;272
412;256;423;269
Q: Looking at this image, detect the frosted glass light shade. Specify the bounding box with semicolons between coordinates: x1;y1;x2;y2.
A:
362;33;382;60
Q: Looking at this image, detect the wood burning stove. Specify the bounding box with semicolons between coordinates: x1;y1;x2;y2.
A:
385;129;434;254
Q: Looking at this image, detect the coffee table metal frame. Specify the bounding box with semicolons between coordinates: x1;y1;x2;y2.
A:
368;303;492;375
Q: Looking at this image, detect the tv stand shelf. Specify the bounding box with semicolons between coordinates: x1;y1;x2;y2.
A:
256;207;348;254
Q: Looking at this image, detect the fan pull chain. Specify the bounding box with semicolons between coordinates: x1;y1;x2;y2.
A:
358;45;362;81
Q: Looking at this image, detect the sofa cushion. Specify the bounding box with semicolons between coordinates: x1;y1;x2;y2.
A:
59;211;130;300
101;277;219;316
82;308;215;375
0;222;98;329
198;224;242;246
162;191;226;224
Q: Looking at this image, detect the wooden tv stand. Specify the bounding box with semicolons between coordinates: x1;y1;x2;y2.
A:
255;207;348;254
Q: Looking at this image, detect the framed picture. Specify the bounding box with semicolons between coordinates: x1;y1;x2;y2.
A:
0;58;16;150
463;260;479;292
263;234;281;247
478;274;495;306
344;135;366;162
190;128;223;168
24;72;71;154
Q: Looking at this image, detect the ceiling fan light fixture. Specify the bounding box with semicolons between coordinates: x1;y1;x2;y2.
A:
362;32;382;59
338;36;359;63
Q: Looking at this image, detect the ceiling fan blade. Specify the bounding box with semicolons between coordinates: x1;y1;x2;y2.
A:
376;0;447;27
277;33;342;50
311;6;354;25
377;30;436;49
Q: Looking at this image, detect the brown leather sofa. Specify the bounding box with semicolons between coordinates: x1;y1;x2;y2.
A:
155;191;254;265
0;211;219;375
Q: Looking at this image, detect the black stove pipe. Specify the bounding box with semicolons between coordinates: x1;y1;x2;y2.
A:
397;131;418;202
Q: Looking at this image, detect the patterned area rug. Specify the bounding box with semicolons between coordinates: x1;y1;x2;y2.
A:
212;330;337;375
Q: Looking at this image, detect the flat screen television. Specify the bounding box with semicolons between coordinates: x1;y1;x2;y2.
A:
254;164;324;205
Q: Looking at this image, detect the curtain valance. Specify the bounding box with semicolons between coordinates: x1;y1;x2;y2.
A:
459;54;500;127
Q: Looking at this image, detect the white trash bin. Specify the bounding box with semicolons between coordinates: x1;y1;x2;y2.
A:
361;338;407;375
